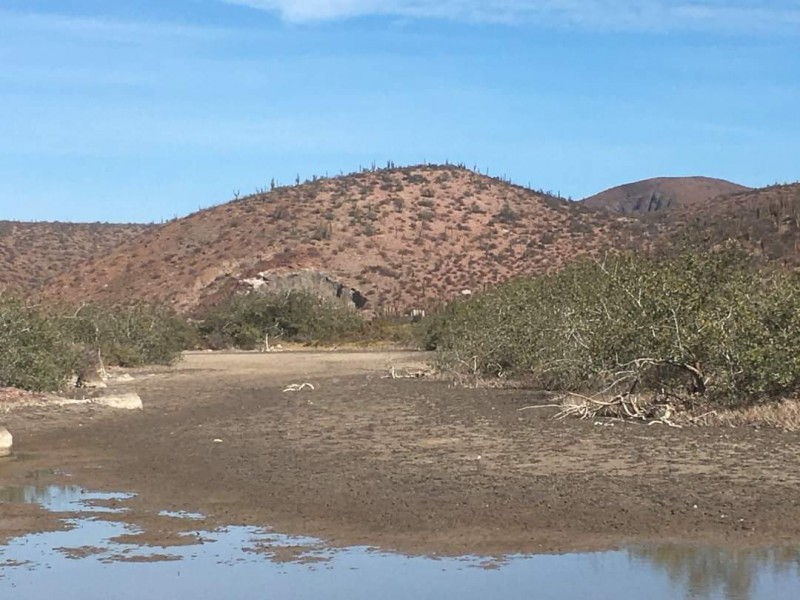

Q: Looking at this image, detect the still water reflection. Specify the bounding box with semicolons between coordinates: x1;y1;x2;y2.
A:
1;485;799;600
629;544;800;600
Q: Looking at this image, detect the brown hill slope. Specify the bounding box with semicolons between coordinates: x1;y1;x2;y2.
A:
0;221;153;295
648;183;800;263
41;165;633;314
582;177;750;214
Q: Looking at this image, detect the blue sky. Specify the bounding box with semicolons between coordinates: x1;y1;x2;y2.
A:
1;1;798;223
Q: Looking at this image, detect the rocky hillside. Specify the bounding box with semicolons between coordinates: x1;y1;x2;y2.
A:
648;183;800;263
41;165;634;314
582;177;750;214
19;167;800;315
0;221;152;295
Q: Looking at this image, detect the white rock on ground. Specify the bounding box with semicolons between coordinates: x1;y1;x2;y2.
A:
0;427;12;457
93;393;144;411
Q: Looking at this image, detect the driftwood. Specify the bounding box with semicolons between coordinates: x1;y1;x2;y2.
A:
518;356;709;427
519;387;685;428
553;391;683;428
283;383;315;392
382;366;427;380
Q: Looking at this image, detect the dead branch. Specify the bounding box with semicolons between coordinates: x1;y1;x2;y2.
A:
517;404;563;411
283;383;315;392
554;390;682;427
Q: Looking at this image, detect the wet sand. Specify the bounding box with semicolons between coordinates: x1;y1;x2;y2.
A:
3;351;800;556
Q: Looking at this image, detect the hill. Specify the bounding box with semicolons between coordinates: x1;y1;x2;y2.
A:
0;221;153;295
581;177;750;214
648;183;800;263
40;165;632;314
21;168;800;315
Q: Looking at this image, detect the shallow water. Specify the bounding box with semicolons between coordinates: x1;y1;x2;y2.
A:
1;485;800;600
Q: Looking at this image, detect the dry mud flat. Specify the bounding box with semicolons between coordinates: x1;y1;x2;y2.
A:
2;350;800;555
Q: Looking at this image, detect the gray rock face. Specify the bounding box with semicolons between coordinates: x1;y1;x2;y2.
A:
0;427;12;457
241;269;367;309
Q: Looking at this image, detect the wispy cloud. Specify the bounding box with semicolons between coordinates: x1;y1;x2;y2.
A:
224;0;800;32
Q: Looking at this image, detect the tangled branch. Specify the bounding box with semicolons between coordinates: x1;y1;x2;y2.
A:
554;390;682;428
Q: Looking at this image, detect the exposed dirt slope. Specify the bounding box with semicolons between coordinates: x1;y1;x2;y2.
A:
41;165;630;313
0;221;152;295
582;176;750;214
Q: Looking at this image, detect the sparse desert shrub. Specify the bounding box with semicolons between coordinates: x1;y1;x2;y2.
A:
405;173;428;185
495;203;520;224
311;222;332;241
424;245;800;407
539;232;556;245
418;209;435;222
366;265;401;279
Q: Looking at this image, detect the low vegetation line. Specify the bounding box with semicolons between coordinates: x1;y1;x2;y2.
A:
5;244;800;433
0;291;416;393
423;244;800;424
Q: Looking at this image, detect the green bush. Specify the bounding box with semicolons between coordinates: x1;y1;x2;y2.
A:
0;296;79;391
0;298;193;391
198;291;366;349
68;302;193;367
425;246;800;406
357;317;421;348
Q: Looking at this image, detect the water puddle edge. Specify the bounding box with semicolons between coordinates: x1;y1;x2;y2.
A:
1;484;799;600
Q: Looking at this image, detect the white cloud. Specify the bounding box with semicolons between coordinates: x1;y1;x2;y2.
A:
224;0;800;32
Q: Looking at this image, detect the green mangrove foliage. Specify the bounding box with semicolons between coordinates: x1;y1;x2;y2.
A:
0;296;81;392
0;297;190;392
67;302;194;368
424;247;800;406
198;291;366;350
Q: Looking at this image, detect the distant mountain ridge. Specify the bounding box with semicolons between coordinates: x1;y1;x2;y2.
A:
2;167;797;313
581;176;751;215
38;165;626;313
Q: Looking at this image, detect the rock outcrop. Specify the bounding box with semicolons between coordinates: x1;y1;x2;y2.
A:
240;269;367;309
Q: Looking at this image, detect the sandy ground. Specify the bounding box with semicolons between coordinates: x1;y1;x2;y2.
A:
2;351;800;556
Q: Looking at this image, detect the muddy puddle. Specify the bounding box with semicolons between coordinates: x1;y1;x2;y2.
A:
1;485;800;600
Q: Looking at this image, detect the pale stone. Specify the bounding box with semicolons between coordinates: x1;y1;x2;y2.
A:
0;427;12;457
93;393;143;411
